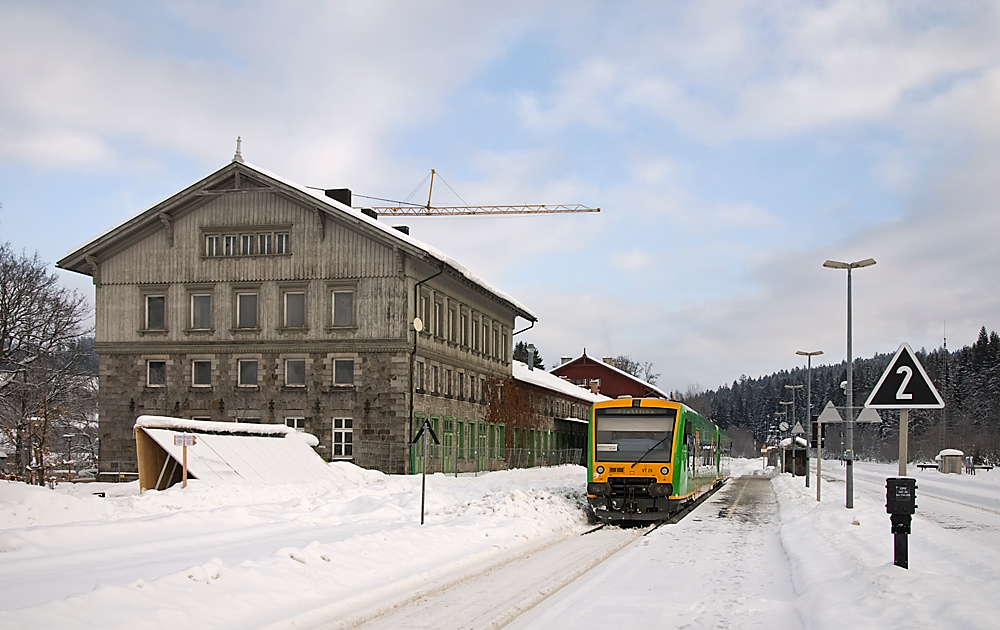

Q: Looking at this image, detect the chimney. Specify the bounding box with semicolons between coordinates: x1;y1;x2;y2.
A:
324;188;351;206
589;379;600;395
560;356;572;365
602;357;615;366
392;225;410;235
360;208;378;220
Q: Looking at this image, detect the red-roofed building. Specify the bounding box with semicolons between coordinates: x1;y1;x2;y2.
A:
550;350;668;400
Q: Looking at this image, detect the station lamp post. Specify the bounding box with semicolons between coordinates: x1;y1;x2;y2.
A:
823;257;876;509
796;350;823;491
784;384;803;476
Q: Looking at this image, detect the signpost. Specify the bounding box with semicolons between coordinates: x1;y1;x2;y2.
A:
173;434;197;488
411;419;440;525
865;342;945;569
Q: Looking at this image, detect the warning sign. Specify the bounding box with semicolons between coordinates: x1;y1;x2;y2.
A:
865;343;944;409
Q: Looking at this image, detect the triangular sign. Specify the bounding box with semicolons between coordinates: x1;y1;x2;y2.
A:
817;401;844;424
865;342;945;409
856;407;882;423
790;422;805;435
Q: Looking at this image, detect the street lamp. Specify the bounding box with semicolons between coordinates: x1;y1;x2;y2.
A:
62;433;76;474
824;257;876;509
796;350;823;493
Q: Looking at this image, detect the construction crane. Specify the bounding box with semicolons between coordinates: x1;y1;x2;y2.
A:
342;170;600;217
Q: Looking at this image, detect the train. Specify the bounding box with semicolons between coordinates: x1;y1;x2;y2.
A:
586;397;730;522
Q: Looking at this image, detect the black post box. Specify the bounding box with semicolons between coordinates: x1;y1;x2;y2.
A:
886;477;917;569
886;477;917;514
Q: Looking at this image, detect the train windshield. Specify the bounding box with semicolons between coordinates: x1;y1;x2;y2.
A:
594;407;677;462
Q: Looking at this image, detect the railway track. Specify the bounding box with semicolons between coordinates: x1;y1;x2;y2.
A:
316;481;727;630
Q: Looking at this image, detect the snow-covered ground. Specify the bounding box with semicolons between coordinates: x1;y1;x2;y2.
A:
1;459;998;629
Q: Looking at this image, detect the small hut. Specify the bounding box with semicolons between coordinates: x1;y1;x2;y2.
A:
779;437;808;475
936;448;964;474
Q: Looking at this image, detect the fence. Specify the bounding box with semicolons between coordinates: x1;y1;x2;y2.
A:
352;441;583;475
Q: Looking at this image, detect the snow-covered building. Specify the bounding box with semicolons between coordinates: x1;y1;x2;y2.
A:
57;154;535;477
550;350;668;399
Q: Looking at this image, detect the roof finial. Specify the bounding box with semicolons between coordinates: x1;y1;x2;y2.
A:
233;136;244;164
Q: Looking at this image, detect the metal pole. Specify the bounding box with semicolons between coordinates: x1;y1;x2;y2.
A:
899;408;908;477
806;357;812;487
846;265;855;509
420;429;428;524
817;420;822;502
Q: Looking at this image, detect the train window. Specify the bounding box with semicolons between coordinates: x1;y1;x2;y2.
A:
594;408;677;463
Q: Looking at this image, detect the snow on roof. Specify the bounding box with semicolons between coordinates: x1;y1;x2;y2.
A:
938;448;965;458
551;353;670;399
779;437;809;448
136;417;331;486
136;415;296;437
64;160;535;321
512;360;609;404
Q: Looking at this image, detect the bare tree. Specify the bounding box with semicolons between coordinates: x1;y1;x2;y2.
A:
0;243;92;482
611;354;661;385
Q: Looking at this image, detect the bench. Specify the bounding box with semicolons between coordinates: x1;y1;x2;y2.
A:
916;463;938;470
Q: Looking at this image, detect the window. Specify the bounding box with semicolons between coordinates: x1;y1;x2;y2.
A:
460;313;468;346
446;369;453;397
334;359;354;385
147;360;166;387
482;323;489;354
432;366;439;394
417;362;425;391
240;234;255;256
448;308;456;341
458;372;465;399
284;292;306;328
332;418;353;458
204;229;290;257
206;235;221;257
192;416;211;422
419;295;430;329
493;328;500;359
276;232;290;254
285;417;305;431
434;303;443;337
237;293;258;329
501;332;508;362
285;359;306;386
192;360;212;387
238;359;258;387
191;294;212;330
146;295;165;330
332;291;353;327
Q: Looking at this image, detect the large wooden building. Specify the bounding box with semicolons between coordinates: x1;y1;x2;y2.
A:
58;155;536;477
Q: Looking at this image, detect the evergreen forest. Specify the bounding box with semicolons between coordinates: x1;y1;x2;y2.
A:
682;327;1000;464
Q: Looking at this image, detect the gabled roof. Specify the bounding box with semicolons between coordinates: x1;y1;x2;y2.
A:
512;360;609;404
57;159;536;321
550;351;669;398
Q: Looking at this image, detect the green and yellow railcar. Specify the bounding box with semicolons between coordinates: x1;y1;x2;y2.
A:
587;397;730;522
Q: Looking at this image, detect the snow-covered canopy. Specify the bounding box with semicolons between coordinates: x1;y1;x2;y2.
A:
135;416;330;489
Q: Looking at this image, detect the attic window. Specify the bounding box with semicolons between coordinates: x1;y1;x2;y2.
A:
203;228;291;258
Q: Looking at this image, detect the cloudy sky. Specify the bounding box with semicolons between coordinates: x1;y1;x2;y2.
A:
2;1;999;393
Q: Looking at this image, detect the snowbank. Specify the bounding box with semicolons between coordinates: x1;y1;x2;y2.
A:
0;464;589;629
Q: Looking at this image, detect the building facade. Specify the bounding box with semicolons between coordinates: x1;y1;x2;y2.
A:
58;157;535;477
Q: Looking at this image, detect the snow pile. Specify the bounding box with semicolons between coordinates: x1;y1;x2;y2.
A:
775;461;1000;629
0;464;588;629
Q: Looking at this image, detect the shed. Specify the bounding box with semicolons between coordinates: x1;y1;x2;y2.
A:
134;416;332;491
779;437;808;476
936;448;964;474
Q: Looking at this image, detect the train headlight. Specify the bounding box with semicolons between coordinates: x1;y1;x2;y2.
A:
660;466;669;476
596;465;605;474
